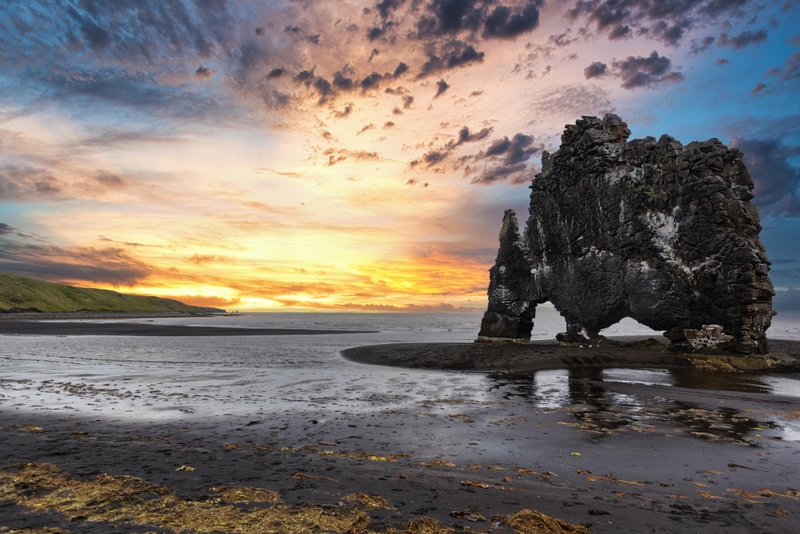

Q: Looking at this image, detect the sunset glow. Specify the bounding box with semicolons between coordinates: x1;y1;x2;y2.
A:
1;1;799;311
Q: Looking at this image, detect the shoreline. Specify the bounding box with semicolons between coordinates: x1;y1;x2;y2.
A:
341;337;800;375
2;328;800;532
0;320;378;336
0;311;234;322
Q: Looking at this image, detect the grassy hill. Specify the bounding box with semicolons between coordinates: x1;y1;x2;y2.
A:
0;272;219;314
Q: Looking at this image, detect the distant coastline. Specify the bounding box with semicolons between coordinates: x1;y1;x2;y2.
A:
0;272;224;315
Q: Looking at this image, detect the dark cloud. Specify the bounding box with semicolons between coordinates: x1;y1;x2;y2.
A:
376;0;406;20
418;125;493;168
729;137;800;217
284;25;300;34
357;123;376;135
405;178;429;187
718;29;768;49
0;234;153;287
689;35;716;55
716;58;730;65
612;51;684;89
434;79;450;97
567;0;756;46
266;67;285;79
305;34;320;45
332;71;355;91
79;21;111;51
392;62;409;77
483;2;542;39
194;65;213;78
647;20;689;46
584;61;607;79
313;77;334;104
750;82;768;95
255;27;265;36
294;69;316;86
413;0;543;40
367;26;385;41
765;50;800;81
360;72;383;91
384;121;395;128
470;162;529;185
0;223;16;236
418;42;484;78
788;33;800;47
402;94;414;108
608;24;632;40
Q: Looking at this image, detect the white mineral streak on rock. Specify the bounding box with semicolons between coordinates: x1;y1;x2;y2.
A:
641;206;680;255
604;168;625;184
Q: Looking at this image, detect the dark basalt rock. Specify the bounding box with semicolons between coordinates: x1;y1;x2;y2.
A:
479;114;775;354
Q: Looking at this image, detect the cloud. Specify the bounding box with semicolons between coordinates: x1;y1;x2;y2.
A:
728;137;800;217
466;133;541;185
689;36;716;55
584;61;607;79
169;295;242;308
764;50;800;81
0;165;62;201
418;125;494;168
0;234;153;287
194;66;213;78
357;123;376;135
717;29;768;49
0;223;16;236
79;21;111;52
750;82;768;95
412;0;543;41
566;0;756;46
434;79;450;97
611;51;684;89
483;2;542;39
418;42;485;78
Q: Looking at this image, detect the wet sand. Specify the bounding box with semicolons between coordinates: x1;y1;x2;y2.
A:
2;336;800;533
0;321;377;336
341;338;800;374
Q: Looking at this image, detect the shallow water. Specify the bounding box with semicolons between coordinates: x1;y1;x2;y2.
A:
1;309;799;425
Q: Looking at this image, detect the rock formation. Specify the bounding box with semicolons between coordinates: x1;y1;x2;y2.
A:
478;114;775;354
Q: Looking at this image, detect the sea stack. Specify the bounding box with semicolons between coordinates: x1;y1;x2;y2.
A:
478;114;775;354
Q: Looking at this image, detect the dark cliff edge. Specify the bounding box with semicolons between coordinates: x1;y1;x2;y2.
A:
479;114;775;355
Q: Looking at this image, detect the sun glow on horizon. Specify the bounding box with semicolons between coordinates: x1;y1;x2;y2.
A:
1;1;799;312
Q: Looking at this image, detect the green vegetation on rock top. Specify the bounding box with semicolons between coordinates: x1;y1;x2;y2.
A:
0;272;210;314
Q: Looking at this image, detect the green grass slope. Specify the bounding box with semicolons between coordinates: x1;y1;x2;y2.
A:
0;272;214;314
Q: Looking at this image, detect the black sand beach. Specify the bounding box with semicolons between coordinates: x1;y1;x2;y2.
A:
2;327;800;533
0;320;376;337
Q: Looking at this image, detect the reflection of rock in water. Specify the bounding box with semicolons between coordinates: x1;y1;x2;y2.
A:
488;367;784;442
668;368;773;394
478;114;775;354
666;401;777;443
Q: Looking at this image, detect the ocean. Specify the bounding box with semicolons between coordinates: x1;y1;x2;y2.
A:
1;308;799;426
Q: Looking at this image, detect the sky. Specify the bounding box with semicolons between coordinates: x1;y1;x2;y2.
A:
0;0;799;313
